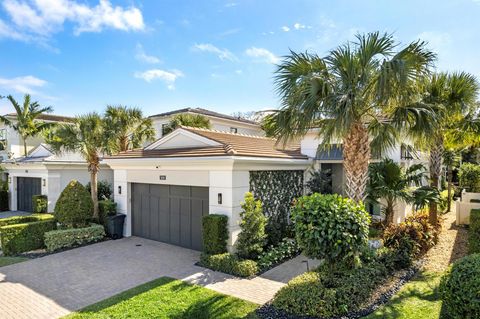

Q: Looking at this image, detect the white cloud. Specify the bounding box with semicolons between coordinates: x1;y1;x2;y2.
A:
281;26;290;32
1;0;145;40
245;47;280;64
235;69;243;75
134;69;183;90
417;31;452;53
293;23;305;30
135;44;161;64
192;43;238;61
0;75;47;94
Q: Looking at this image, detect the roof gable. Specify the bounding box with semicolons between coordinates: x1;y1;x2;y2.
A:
145;128;222;150
28;144;54;158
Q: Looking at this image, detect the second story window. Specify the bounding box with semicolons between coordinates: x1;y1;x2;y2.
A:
0;129;6;151
230;127;238;133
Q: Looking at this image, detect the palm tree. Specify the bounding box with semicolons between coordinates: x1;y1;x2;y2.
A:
0;94;54;156
46;113;106;218
163;113;211;135
443;147;461;212
367;159;426;225
265;32;436;202
415;72;479;223
104;105;155;153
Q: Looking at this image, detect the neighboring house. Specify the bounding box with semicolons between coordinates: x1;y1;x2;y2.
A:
3;144;113;212
104;127;309;251
149;107;263;139
0;113;72;161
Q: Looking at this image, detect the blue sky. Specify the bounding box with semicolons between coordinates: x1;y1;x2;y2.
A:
0;0;479;117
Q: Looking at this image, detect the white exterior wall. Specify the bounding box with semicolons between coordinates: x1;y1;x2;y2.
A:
0;123;57;160
456;191;480;225
8;168;49;211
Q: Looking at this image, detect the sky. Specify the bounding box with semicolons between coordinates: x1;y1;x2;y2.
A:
0;0;479;117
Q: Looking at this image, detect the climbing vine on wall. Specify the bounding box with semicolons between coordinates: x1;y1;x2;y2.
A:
249;170;304;246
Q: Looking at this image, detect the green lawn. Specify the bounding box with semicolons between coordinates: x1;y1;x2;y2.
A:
0;256;29;267
64;277;258;319
366;272;444;319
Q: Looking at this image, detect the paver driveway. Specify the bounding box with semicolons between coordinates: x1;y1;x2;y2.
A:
0;237;295;319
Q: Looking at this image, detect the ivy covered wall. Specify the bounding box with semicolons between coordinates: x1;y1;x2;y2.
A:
249;170;304;245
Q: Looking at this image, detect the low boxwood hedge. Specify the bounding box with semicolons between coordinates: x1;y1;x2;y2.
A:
0;217;57;256
202;214;228;255
0;213;54;227
199;253;258;277
44;223;105;252
469;209;480;254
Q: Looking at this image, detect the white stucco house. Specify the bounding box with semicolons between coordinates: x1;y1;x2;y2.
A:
104;127;309;251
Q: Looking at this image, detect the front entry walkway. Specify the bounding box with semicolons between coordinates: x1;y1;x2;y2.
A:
0;237;317;319
0;211;31;219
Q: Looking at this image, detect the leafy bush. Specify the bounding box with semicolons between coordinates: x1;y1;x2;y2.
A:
202;214;228;255
199;253;258;277
376;241;415;270
440;254;480;318
44;223;105;252
236;192;267;260
97;199;117;228
0;213;53;227
0;217;56;255
86;180;112;200
0;189;8;211
257;238;300;271
459;163;480;192
32;195;48;213
54;180;93;228
291;193;370;265
438;190;451;212
306;169;332;194
469;209;480;254
383;211;438;257
273;261;388;317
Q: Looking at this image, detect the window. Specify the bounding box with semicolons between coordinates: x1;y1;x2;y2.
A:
161;124;169;136
0;129;6;151
230;127;238;133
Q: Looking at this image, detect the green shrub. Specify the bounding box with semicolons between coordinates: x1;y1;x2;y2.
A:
440;254;480;318
459;163;480;192
97;199;117;228
0;213;54;227
0;189;8;211
257;238;300;271
273;261;388;317
383;211;438;257
54;180;93;227
44;223;105;252
32;195;48;213
236;192;267;260
202;214;228;255
469;209;480;254
0;218;56;255
292;193;370;265
199;253;259;277
438;189;453;213
86;180;112;200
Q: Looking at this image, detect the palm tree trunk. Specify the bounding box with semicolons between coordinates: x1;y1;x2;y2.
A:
343;122;370;202
447;165;453;212
385;202;395;226
23;138;27;156
88;161;100;219
429;134;444;225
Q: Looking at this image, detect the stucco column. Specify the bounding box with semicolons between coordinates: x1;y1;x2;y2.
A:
113;169;130;236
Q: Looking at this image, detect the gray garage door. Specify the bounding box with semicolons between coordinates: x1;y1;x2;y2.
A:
17;177;42;212
131;183;209;251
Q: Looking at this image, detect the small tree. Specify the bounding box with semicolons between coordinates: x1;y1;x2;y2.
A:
54;180;93;228
292;193;370;267
163;114;211;135
236;192;267;260
459;163;480;192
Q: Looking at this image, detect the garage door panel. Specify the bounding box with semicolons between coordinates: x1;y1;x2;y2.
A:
132;183;208;251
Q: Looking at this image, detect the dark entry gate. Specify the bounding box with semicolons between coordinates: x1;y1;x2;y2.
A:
131;184;209;251
17;177;42;212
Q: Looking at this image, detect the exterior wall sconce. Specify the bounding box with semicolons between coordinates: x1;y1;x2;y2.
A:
42;179;46;187
218;193;222;205
118;185;122;195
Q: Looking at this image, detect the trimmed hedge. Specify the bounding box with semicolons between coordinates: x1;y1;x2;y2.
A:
469;209;480;254
199;253;258;277
44;223;105;252
54;180;93;227
0;217;56;255
202;214;228;255
0;213;54;227
32;195;48;213
440;254;480;318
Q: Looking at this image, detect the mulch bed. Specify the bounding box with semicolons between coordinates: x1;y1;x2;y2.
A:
256;263;421;319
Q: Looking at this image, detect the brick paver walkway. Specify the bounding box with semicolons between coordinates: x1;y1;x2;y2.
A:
0;237;315;319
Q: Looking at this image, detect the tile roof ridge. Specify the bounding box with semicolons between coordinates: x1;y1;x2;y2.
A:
180;125;275;140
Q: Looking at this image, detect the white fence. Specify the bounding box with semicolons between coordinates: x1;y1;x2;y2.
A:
455;191;480;225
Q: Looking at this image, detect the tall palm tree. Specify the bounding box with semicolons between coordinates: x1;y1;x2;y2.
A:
104;105;155;153
0;94;54;156
442;147;461;212
265;32;436;202
46;113;106;218
163;113;211;135
367;159;427;225
415;72;479;223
